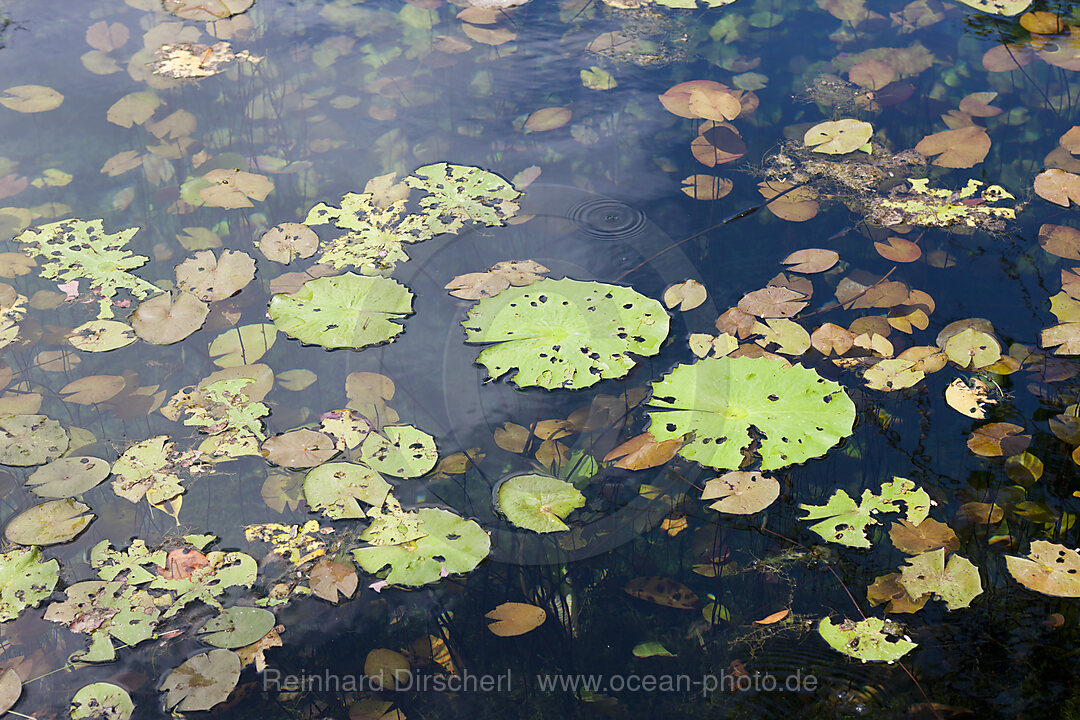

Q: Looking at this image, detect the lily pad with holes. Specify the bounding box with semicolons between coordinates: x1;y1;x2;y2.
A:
160;649;241;712
463;278;669;390
0;414;69;467
405;162;520;234
352;508;490;587
269;273;413;349
5;499;94;545
68;320;137;352
70;682;134;720
198;606;275;648
304;462;392;519
799;477;932;548
0;546;59;621
27;456;111;497
818;617;917;662
645;356;855;471
495;473;586;533
360;425;437;478
898;548;983;610
1005;541;1080;597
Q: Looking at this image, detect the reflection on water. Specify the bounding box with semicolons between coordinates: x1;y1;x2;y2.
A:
0;0;1078;717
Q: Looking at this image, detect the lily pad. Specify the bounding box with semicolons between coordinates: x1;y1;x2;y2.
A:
160;649;241;712
70;683;134;720
360;425;437;478
149;550;258;618
0;414;69;466
1005;541;1080;597
27;456;111;497
496;473;585;533
352;508;490;587
1;85;63;113
257;223;318;264
43;579;159;661
175;249;256;303
68;320;137;352
304;462;392;519
5;499;94;545
0;670;18;715
269;273;414;350
818;617;917;662
803;119;873;154
0;546;59;621
463;278;669;390
645;356;856;471
700;471;780;514
405;162;520;233
897;548;983;610
263;429;337;468
198;607;276;648
129;291;209;345
799;477;932;548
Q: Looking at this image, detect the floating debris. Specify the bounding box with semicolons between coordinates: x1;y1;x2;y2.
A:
151;42;263;79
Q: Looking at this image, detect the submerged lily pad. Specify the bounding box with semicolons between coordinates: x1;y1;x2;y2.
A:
495;474;585;533
352;508;490;587
463;278;669;390
160;649;241;712
818;617;917;662
27;456;110;497
198;607;275;648
0;546;59;621
5;499;94;545
304;462;392;519
70;682;134;720
0;414;69;467
645;356;855;471
269;273;414;349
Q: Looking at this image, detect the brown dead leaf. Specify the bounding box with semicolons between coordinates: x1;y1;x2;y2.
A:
1034;169;1080;207
914;126;991;168
604;432;683;470
782;248;838;274
737;286;808;318
874;236;921;262
753;609;790;625
486;602;546;636
967;422;1031;457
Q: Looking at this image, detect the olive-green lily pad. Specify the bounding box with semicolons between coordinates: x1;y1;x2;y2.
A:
0;668;20;715
803;119;873;155
198;607;275;648
818;617;917;662
0;414;69;467
1005;541;1080;597
360;425;437;478
405;162;520;234
799;477;931;548
26;456;111;497
462;278;669;390
632;641;675;658
5;499;94;545
897;548;983;610
0;546;59;621
304;462;392;519
269;273;413;350
160;649;241;712
352;508;490;587
646;356;856;471
149;551;257;618
90;539;166;585
70;682;134;720
43;580;160;661
68;320;137;352
496;473;585;533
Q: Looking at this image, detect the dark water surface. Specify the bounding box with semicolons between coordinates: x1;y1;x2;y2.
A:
0;0;1078;718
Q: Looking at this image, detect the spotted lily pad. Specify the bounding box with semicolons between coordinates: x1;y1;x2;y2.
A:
360;425;437;478
149;551;258;617
0;546;59;621
404;162;520;234
26;456;109;498
304;192;434;274
646;356;856;471
5;499;94;545
1005;541;1080;597
70;682;134;720
68;320;137;352
0;414;69;466
352;508;490;587
818;617;917;662
495;473;585;533
304;462;392;519
269;273;414;350
897;548;983;610
160;649;241;712
799;477;932;548
198;607;275;648
463;278;669;390
43;579;159;662
804;119;873;154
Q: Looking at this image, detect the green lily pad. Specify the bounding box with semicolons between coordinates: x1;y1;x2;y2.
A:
352;508;490;587
496;473;585;533
304;462;392;519
799;477;931;548
111;436;184;505
304;192;435;274
897;548;983;610
818;617;917;662
0;414;69;467
269;273;413;349
404;162;520;234
462;278;669;390
160;649;241;712
26;456;111;497
43;580;160;662
803;119;873;155
1005;541;1080;597
90;539;166;585
70;683;133;720
198;606;275;648
68;320;137;352
149;550;258;618
632;641;675;658
0;546;59;621
5;499;94;545
360;425;437;478
646;356;856;471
